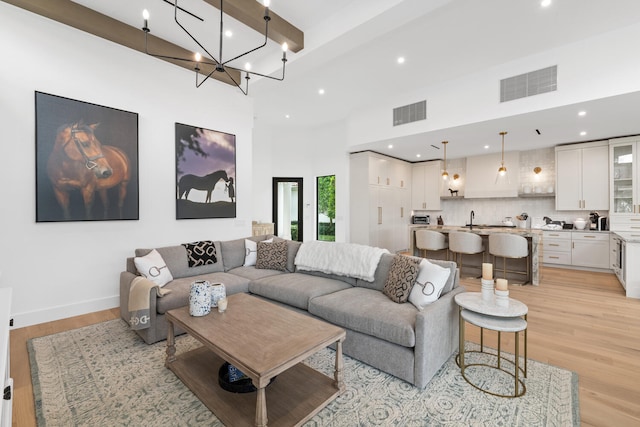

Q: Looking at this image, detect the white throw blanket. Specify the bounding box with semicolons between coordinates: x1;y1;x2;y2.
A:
294;241;389;282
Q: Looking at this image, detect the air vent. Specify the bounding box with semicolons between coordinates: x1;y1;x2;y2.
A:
500;65;557;102
393;100;426;126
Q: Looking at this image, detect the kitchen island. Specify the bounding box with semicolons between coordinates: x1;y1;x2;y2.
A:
409;225;542;285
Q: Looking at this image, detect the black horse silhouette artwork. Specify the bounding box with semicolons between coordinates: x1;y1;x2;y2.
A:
178;170;229;202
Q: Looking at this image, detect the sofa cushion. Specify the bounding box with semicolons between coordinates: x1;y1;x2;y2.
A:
221;236;268;271
182;240;219;267
408;259;451;310
355;253;394;291
256;240;288;271
134;249;173;286
383;255;421;303
227;266;286;281
156;272;250;314
135;243;224;279
249;273;352;310
427;259;458;294
309;287;418;348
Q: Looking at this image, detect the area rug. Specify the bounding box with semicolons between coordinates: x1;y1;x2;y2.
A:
29;319;579;426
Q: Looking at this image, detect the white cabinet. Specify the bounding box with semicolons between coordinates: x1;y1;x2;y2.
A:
542;231;571;265
555;141;609;210
411;161;441;210
350;152;411;252
542;231;610;269
609;137;640;231
571;231;610;269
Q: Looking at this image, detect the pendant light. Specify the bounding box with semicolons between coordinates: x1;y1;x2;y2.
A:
441;141;449;180
496;131;509;184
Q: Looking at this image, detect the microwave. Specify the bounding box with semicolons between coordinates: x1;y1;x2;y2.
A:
412;215;430;224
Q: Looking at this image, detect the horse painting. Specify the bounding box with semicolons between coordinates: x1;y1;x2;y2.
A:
47;122;131;220
178;170;229;203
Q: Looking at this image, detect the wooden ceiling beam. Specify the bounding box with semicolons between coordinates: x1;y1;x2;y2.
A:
1;0;249;86
203;0;304;53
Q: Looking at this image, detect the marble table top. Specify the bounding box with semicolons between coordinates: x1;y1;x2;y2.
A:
461;309;527;332
455;291;528;317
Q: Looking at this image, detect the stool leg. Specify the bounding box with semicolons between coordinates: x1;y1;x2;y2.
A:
480;327;484;352
459;307;465;372
524;314;528;377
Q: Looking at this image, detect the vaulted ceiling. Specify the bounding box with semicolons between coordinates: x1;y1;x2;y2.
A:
6;0;640;161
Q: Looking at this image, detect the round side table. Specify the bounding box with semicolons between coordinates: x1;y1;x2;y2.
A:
454;292;528;398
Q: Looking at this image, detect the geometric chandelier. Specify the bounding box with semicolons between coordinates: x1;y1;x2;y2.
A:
141;0;288;95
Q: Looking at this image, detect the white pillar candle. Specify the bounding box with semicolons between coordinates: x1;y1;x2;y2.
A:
496;278;508;291
482;263;493;280
217;297;228;313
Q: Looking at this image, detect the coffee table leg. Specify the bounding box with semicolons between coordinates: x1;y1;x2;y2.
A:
458;307;465;372
165;319;176;367
255;386;268;427
334;339;345;392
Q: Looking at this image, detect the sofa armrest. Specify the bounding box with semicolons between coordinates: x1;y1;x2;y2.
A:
413;285;465;388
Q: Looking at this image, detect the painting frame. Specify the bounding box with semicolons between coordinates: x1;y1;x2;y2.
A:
175;122;237;220
35;91;139;222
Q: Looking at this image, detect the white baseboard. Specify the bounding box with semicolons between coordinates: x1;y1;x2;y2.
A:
9;296;120;329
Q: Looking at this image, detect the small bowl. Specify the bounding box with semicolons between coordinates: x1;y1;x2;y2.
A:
574;219;587;230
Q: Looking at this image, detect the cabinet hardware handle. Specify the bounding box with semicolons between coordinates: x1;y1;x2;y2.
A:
572;242;575;249
583;235;595;238
378;207;382;225
401;207;404;218
549;243;560;246
387;177;390;185
401;180;404;188
631;218;640;222
549;256;560;259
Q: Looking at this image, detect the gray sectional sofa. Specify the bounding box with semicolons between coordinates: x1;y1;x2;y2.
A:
119;235;463;389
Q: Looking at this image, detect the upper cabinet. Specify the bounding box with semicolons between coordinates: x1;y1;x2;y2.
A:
609;136;640;231
555;141;609;211
367;154;409;188
411;161;441;210
464;151;520;198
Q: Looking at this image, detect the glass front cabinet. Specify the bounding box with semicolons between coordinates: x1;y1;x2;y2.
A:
609;136;640;231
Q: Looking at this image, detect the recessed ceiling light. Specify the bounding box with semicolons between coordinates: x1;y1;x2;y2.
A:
225;30;233;37
578;111;586;116
397;57;405;64
388;144;393;149
318;88;325;95
484;145;490;149
416;154;421;158
580;131;587;136
285;114;290;119
541;0;551;7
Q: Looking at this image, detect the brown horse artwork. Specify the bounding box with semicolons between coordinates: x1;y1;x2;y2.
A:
47;122;131;220
177;170;228;203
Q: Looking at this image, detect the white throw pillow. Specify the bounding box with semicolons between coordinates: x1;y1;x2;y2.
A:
408;259;451;310
134;249;173;287
243;238;272;266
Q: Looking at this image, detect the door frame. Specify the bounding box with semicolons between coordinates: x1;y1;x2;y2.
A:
272;177;303;241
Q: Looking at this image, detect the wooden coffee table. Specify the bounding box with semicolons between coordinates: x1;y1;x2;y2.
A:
165;293;346;427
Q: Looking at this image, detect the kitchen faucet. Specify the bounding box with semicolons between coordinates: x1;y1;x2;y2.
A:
469;210;475;230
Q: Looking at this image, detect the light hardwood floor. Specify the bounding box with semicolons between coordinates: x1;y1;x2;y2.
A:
9;267;640;427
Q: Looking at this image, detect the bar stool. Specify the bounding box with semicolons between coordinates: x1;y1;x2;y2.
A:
489;234;530;284
415;230;448;260
448;231;485;277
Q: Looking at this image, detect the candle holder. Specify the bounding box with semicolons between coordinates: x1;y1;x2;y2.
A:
480;278;494;301
495;289;509;307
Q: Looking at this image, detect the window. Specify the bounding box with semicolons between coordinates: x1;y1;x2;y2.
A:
316;175;335;241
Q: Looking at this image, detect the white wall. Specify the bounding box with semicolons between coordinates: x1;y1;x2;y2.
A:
347;22;640;147
0;4;254;327
252;121;349;243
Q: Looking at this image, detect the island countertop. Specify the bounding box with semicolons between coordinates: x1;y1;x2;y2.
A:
409;225;541;285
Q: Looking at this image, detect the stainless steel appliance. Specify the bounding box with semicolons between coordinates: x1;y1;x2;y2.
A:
589;212;607;230
597;216;607;231
613;235;626;287
412;215;430;224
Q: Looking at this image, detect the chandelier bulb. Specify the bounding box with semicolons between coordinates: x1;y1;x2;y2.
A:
264;0;271;7
195;52;202;62
282;42;288;52
442;171;449;180
245;62;252;71
142;9;149;20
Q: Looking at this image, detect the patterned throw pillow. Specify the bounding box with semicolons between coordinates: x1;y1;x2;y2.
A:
383;255;421;303
408;259;451;310
255;241;288;271
182;240;217;267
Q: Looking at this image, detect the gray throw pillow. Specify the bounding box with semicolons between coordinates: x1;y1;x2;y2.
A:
383;255;421;303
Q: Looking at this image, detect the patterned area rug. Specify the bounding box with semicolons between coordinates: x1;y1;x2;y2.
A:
29;319;579;426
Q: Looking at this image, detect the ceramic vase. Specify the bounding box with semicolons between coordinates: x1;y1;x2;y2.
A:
210;283;227;308
189;280;212;316
481;278;494;301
